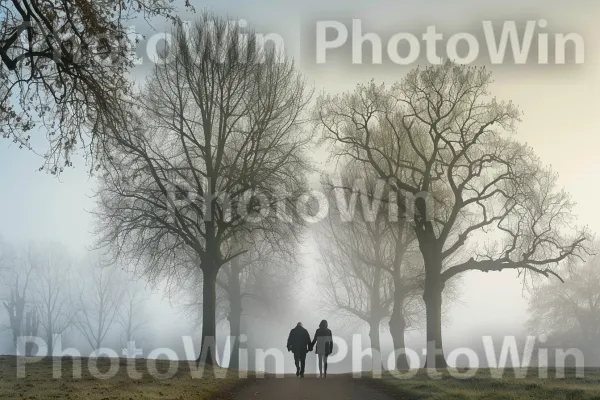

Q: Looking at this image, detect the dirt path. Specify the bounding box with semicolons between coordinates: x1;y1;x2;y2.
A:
234;374;393;400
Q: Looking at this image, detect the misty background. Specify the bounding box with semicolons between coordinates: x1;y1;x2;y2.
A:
1;0;599;372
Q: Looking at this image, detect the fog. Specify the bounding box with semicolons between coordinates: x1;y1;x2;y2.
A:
1;0;599;375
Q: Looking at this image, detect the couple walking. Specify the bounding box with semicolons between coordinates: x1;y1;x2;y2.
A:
286;320;333;378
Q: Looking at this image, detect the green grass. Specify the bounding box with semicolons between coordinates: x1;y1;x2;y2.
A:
0;356;250;400
363;368;600;400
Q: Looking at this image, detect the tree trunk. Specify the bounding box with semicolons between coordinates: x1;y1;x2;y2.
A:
368;319;382;370
12;332;18;354
47;329;54;357
198;266;218;366
24;309;38;357
389;301;409;369
389;218;410;369
389;268;409;369
369;265;382;348
423;270;446;368
228;261;243;370
46;302;54;357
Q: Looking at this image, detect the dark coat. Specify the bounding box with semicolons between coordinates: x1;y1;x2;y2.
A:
287;325;311;354
311;328;333;355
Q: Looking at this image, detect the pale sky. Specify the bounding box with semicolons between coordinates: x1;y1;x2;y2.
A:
1;0;598;347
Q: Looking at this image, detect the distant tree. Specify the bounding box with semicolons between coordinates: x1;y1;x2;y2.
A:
0;243;37;353
22;307;40;357
94;15;311;365
117;277;150;347
218;239;300;369
0;0;187;172
74;257;125;351
0;236;9;274
316;62;590;367
529;254;600;359
317;218;394;364
32;243;77;355
178;236;301;369
317;168;423;369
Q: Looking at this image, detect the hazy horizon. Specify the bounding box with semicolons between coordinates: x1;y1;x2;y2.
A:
1;0;598;372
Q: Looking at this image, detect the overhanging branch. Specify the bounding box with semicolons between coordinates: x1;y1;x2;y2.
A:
441;258;565;283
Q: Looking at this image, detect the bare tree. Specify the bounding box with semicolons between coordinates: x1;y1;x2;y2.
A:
0;243;38;353
117;277;150;347
0;236;9;274
33;243;77;355
318;168;423;369
94;15;311;365
317;220;394;362
529;253;600;360
0;0;190;171
217;239;300;369
74;257;125;351
316;62;589;367
179;236;302;369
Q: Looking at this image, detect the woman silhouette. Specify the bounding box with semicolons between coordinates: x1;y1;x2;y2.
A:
311;319;333;378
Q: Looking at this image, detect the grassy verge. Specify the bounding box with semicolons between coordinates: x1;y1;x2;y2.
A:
0;356;252;400
362;368;600;400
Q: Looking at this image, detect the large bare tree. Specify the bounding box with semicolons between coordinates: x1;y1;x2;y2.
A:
94;15;311;365
0;0;189;172
316;62;589;367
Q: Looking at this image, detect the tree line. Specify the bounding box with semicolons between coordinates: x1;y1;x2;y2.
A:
0;241;150;356
0;238;298;365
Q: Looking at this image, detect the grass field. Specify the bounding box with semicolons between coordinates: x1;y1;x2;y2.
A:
0;356;248;400
4;356;600;400
364;368;600;400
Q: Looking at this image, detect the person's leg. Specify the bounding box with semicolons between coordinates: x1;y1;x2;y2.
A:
294;352;300;376
324;355;328;377
318;354;323;377
299;352;306;377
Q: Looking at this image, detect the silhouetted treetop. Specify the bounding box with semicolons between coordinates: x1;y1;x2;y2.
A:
0;0;187;173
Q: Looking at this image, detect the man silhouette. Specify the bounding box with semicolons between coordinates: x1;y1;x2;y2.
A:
287;322;311;377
